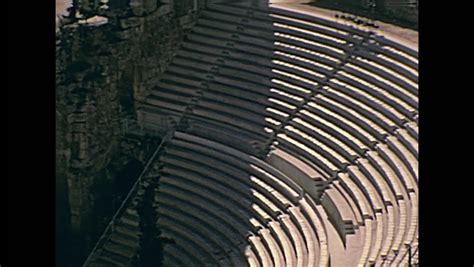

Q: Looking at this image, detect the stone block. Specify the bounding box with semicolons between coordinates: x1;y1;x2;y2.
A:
71;112;88;123
145;4;171;22
120;17;144;29
71;123;88;133
178;14;193;25
130;0;158;16
143;0;158;13
115;27;137;40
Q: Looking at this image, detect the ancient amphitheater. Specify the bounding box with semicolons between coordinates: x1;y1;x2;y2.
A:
71;0;418;266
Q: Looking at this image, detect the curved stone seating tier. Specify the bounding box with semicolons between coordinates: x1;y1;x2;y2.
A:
283;125;350;169
390;197;418;266
368;212;385;264
85;188;149;267
162;148;294;222
292;117;360;160
321;186;358;235
160;168;257;219
300;104;374;151
159;215;235;266
173;110;270;150
318;88;398;135
300;197;330;267
406;192;418;247
140;104;270;147
158;188;267;266
269;24;418;114
365;151;406;199
357;218;373;266
102;2;420;267
268;221;298;267
158;201;241;259
379;205;396;259
173;50;274;80
337;173;373;220
204;4;418;122
150;66;295;135
276;133;339;176
305;95;418;177
346;166;385;213
159;223;217;265
288;206;320;266
196;4;418;122
386;136;418;179
333;68;417;116
265;5;418;71
144;7;418;165
176;40;320;105
164;62;298;121
327;77;410;127
192;24;275;50
264;141;410;266
166;142;301;204
245;245;262;267
268;13;418;82
376;144;418;194
204;8;418;121
156;184;252;241
260;227;287;266
145;95;272;138
405;121;418;141
249;235;274;267
162;244;197;267
271;29;418;102
387;201;408;261
235;4;418;95
357;158;397;206
353;212;382;266
331;180;364;226
153;132;344;266
395;128;418;159
310;95;388;143
173;132;304;196
206;2;273;21
279;213;309;267
273;121;416;242
160;159;281;227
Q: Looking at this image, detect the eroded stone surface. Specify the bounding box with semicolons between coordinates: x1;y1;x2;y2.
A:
56;1;203;264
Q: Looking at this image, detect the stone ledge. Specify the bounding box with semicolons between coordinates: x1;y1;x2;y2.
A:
119;17;144;29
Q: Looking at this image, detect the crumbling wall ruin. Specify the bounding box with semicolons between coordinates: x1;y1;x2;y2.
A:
55;0;206;265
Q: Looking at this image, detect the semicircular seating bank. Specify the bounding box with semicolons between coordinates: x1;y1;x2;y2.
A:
85;1;418;266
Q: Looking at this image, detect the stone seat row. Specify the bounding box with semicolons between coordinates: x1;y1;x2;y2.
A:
166;131;414;266
154;132;331;267
141;56;418;266
141;46;418;266
143;44;416;158
269;141;416;266
138;2;418;266
189;5;418;115
206;2;418;98
170;7;418;131
224;2;418;68
193;11;418;117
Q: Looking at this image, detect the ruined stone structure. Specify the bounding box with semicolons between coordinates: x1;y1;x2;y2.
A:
56;0;418;266
56;0;205;264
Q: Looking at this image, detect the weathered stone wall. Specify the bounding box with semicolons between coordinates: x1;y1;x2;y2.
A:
55;1;206;262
